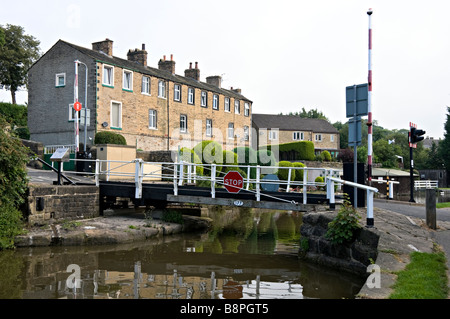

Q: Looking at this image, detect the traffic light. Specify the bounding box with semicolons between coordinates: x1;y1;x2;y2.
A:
410;127;426;144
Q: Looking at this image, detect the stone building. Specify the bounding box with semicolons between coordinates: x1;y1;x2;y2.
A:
252;114;340;157
28;39;253;152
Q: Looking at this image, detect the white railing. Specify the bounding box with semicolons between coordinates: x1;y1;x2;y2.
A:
414;180;438;190
326;177;379;228
44;144;77;154
62;158;342;206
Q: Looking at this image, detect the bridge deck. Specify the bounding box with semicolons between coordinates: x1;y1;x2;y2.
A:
99;181;334;212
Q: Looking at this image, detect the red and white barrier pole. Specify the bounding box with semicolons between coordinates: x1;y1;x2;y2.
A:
74;61;79;152
367;8;373;184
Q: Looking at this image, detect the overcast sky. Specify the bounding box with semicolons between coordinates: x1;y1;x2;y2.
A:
1;0;449;139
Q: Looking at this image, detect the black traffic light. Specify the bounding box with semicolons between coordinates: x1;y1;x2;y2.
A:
410;127;426;144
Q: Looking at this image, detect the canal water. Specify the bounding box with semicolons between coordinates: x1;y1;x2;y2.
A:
0;207;366;299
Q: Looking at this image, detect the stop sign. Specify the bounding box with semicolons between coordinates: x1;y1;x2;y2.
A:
224;171;244;194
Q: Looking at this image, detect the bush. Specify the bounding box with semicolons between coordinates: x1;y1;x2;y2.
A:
193;141;223;165
0;204;24;250
257;149;277;175
277;161;296;181
219;150;238;175
179;147;203;175
94;131;127;145
233;146;257;165
292;162;306;181
265;141;315;161
325;200;361;244
321;150;332;161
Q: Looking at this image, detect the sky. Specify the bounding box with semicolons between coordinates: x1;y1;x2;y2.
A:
1;0;450;139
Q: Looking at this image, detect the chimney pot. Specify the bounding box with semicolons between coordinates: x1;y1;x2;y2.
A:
195;62;198;69
189;62;193;69
142;44;145;50
171;54;173;61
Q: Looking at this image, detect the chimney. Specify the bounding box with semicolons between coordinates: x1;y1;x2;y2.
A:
158;54;176;74
232;88;242;94
185;62;200;81
206;76;222;88
127;44;148;66
92;38;114;56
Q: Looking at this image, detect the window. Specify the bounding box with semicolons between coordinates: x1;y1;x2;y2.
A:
206;119;213;137
188;87;195;104
174;84;181;102
228;123;234;139
149;109;157;129
293;132;304;141
315;134;322;142
180;115;187;133
103;65;114;87
213;94;219;110
111;101;122;129
244;103;250;116
55;73;65;87
201;91;208;107
68;104;76;121
269;130;278;141
142;76;151;95
224;97;230;112
158;80;166;98
330;135;335;142
244;126;249;141
123;70;133;91
234;100;240;114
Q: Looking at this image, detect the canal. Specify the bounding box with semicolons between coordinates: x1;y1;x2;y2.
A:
0;207;366;299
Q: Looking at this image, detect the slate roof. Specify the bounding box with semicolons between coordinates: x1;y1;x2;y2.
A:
41;39;252;103
252;113;339;133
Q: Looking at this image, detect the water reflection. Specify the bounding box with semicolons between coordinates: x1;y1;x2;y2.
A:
0;209;366;299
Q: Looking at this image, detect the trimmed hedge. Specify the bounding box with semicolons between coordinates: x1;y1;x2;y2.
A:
264;141;315;161
292;162;305;181
277;161;296;181
94;131;127;145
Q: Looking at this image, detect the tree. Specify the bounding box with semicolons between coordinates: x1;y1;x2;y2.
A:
438;106;450;171
0;24;41;104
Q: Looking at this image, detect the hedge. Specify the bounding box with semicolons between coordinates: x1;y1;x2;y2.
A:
263;141;315;161
94;131;127;145
277;161;296;181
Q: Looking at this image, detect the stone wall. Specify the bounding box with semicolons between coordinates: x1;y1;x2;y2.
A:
27;185;99;225
299;212;380;276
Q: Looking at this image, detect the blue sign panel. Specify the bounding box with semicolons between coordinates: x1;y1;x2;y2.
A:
346;84;368;118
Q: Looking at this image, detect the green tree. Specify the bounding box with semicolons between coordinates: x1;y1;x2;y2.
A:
438;107;450;171
0;24;41;104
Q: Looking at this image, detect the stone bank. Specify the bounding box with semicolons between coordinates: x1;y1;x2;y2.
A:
299;211;380;276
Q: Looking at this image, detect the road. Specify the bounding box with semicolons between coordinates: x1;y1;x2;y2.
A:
374;198;450;222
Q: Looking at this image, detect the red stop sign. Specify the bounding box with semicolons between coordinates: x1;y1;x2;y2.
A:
224;171;244;194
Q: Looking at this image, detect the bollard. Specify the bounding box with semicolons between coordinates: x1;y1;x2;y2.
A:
426;188;437;230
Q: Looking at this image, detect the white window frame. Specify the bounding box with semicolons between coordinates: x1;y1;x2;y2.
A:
68;104;76;121
234;100;240;114
110;101;122;129
103;64;114;87
55;73;66;87
158;80;166;98
188;87;195;104
149;109;157;129
206;119;213;137
201;91;207;107
244;126;249;141
293;132;304;141
315;134;323;142
269;130;278;141
224;97;230;112
244;102;250;116
123;70;133;91
330;134;335;142
142;76;151;95
180;114;187;133
228;123;235;139
213;94;219;110
174;84;181;102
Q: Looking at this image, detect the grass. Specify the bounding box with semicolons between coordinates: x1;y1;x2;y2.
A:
436;202;450;209
389;251;448;299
